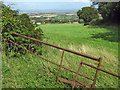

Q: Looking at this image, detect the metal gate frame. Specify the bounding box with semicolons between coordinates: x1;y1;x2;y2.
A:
7;32;120;89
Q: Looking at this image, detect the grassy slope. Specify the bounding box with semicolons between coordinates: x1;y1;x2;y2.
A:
40;24;119;88
2;24;119;88
41;24;118;53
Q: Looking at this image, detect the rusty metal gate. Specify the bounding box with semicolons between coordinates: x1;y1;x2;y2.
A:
7;32;120;89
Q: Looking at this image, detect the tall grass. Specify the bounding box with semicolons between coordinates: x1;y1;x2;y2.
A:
40;24;119;88
2;24;119;88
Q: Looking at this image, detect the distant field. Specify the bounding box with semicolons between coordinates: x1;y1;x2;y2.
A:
2;24;119;88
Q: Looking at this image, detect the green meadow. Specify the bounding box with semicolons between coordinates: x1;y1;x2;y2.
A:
2;24;119;88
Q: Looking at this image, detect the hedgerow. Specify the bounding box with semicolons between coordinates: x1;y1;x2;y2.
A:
1;3;43;56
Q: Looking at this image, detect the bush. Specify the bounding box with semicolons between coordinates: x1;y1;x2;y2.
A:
89;18;103;25
78;19;84;24
2;3;44;56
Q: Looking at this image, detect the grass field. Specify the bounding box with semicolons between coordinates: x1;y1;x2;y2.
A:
2;24;119;88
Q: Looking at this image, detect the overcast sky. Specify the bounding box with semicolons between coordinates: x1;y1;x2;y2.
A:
3;0;91;2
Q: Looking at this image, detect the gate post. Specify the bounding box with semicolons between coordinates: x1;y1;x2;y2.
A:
90;57;102;89
56;50;64;85
72;61;83;90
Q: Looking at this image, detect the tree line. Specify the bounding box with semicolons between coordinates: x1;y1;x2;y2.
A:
31;16;80;24
77;2;120;25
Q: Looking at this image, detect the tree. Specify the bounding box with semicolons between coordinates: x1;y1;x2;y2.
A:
92;2;120;24
77;7;99;25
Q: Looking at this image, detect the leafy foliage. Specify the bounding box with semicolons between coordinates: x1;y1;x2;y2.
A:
2;3;43;56
89;18;103;26
77;7;99;25
92;2;120;24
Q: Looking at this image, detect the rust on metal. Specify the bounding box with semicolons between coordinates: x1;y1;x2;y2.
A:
12;32;99;61
76;80;91;88
72;61;83;90
59;77;73;84
9;32;120;89
91;57;102;89
61;65;94;81
82;62;120;78
59;77;91;88
8;40;60;66
59;77;83;86
56;50;64;85
8;39;94;81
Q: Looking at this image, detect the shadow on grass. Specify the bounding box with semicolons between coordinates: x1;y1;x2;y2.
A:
89;25;119;42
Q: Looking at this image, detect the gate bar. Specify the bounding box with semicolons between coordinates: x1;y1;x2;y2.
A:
82;62;120;78
8;39;94;81
12;32;99;61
